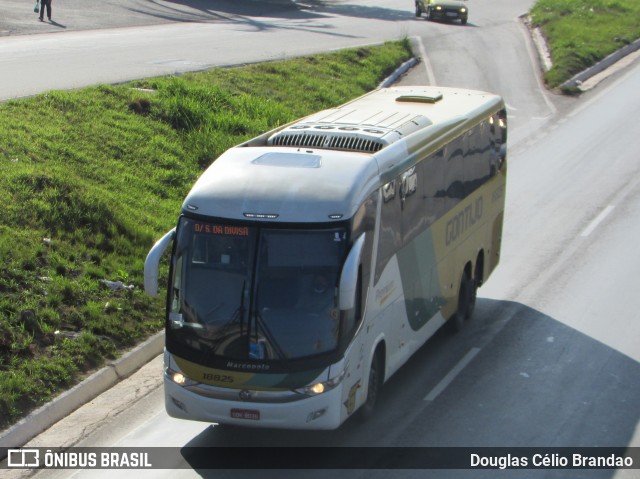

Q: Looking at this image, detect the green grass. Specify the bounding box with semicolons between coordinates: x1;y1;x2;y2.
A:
0;40;412;429
530;0;640;89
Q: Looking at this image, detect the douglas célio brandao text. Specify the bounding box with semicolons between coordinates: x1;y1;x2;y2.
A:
470;453;634;469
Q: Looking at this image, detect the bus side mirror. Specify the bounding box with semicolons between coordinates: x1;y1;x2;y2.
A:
339;234;365;311
144;228;175;297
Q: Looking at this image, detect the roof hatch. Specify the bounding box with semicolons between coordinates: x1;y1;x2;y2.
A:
396;93;443;104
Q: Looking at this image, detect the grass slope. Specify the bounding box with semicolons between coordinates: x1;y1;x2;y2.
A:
530;0;640;88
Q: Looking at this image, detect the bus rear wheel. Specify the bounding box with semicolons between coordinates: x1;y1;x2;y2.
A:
448;273;473;333
467;275;477;320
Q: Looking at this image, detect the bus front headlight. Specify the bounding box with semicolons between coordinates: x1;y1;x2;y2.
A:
297;370;345;396
166;367;199;387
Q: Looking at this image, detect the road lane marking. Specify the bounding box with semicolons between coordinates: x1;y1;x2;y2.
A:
580;205;615;237
424;347;481;402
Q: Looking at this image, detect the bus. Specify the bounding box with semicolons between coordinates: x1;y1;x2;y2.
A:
144;85;507;430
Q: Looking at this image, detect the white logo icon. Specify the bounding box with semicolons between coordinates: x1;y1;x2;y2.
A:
8;449;40;468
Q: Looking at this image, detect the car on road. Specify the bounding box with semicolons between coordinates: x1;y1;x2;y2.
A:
415;0;469;25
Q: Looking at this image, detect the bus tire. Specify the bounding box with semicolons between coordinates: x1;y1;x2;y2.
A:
358;349;382;421
466;276;477;320
448;274;471;333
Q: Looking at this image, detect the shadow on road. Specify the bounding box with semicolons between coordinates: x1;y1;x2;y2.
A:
1;0;415;38
176;298;640;477
124;0;415;38
155;0;414;22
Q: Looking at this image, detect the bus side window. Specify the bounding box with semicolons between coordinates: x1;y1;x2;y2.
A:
423;150;446;225
464;121;492;192
490;109;507;174
375;180;402;284
444;139;466;201
340;268;362;348
401;164;426;246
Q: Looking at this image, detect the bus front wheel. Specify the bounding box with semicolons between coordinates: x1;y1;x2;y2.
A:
358;350;382;421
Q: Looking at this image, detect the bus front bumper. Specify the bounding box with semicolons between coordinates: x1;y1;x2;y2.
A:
164;377;345;430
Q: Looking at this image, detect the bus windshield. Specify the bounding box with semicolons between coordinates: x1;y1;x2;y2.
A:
168;217;348;363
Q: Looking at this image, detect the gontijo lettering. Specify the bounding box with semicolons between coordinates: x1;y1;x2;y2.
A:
446;197;483;246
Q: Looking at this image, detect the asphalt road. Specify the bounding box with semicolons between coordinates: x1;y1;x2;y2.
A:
1;0;640;477
1;0;422;98
0;0;301;36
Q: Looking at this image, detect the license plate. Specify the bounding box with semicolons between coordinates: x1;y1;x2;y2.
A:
231;408;260;420
446;12;458;17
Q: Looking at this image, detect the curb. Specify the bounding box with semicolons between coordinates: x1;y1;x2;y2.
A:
561;38;640;90
522;14;640;93
378;57;419;88
0;331;164;454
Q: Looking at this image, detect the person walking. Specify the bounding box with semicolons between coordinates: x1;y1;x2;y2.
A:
39;0;52;21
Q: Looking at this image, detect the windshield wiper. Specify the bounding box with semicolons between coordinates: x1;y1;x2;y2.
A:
200;280;246;359
248;283;287;361
253;310;288;361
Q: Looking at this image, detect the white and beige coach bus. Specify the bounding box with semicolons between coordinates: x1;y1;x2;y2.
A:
144;85;507;429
